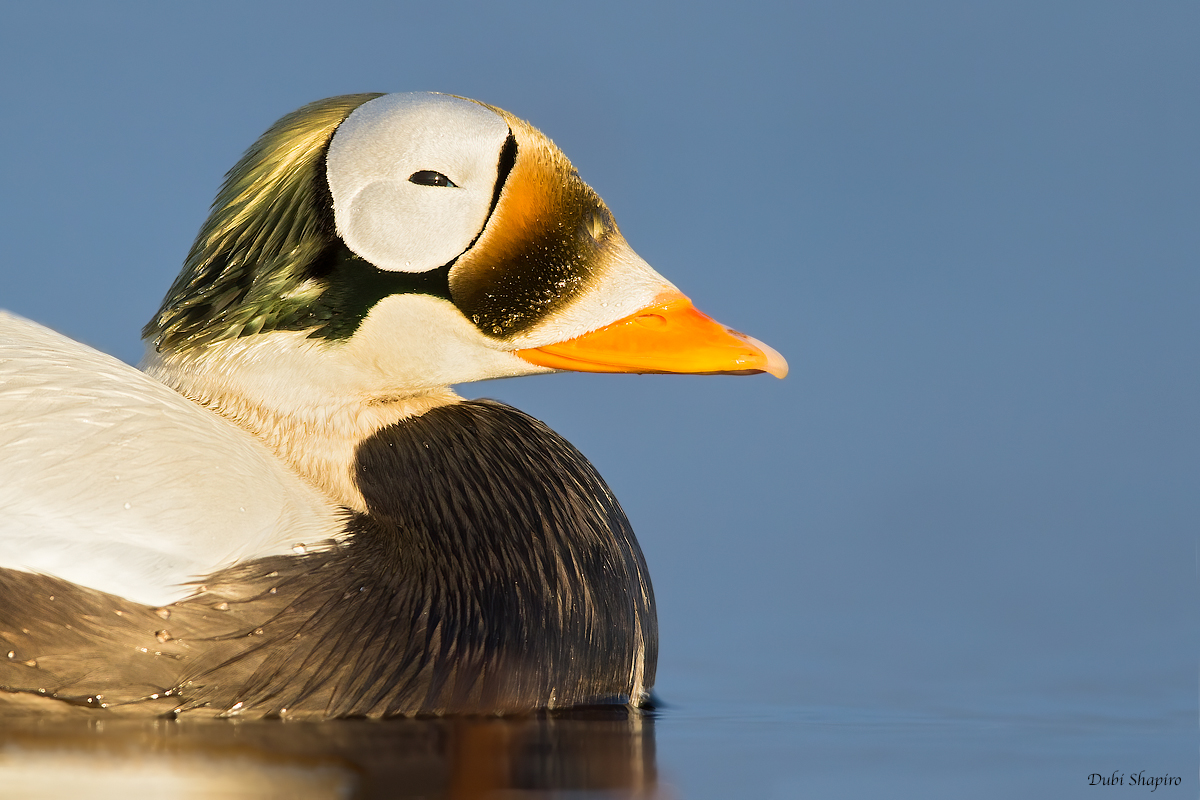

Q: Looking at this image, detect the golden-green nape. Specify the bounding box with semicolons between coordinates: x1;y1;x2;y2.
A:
144;93;383;354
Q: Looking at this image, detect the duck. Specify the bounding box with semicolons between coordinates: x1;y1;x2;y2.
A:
0;92;786;718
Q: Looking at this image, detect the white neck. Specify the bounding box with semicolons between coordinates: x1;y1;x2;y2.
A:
143;330;461;512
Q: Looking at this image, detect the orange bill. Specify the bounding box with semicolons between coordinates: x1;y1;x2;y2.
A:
514;293;788;378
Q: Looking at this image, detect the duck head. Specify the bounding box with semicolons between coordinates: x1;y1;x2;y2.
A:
143;93;786;507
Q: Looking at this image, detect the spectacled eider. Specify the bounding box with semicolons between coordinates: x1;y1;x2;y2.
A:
0;93;786;718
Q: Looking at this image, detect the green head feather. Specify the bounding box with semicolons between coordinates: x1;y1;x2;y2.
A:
144;93;384;353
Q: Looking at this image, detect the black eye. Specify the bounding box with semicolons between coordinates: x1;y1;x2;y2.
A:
409;170;457;188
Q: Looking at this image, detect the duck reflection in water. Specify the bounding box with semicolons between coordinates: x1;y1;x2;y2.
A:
0;708;659;798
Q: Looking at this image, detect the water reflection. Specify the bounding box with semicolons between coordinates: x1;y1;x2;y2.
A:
0;707;659;799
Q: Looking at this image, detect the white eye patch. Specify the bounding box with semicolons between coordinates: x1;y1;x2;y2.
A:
326;93;510;273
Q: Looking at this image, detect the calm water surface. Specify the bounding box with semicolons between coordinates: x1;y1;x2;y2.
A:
0;694;1190;798
656;698;1193;799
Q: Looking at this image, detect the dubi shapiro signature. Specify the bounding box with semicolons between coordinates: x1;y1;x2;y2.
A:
1089;771;1182;791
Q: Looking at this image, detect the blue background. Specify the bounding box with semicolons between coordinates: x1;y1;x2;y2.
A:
2;2;1195;797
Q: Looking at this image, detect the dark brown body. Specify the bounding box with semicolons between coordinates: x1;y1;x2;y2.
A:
0;401;656;717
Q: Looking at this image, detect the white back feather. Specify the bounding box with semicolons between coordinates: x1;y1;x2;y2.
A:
0;313;344;607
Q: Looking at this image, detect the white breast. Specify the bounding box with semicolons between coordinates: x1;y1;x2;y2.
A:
0;313;344;607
